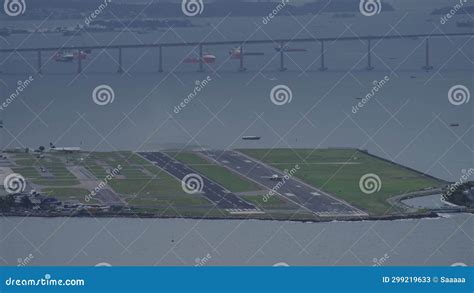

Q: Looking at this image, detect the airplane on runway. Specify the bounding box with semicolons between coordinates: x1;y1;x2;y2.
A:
49;142;81;153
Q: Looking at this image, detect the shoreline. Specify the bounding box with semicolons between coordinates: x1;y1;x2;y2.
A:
1;209;471;224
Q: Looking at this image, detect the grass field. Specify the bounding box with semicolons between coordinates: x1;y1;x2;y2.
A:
10;152;213;208
239;148;444;215
41;187;96;204
11;154;79;186
168;152;262;193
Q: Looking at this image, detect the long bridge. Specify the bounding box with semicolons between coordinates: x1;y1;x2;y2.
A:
1;32;472;74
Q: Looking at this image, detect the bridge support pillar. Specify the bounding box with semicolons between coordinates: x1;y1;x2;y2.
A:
319;40;327;71
366;38;374;70
117;48;124;74
77;50;82;74
198;44;204;72
239;44;246;71
158;46;163;72
279;41;286;71
37;50;42;74
422;38;433;71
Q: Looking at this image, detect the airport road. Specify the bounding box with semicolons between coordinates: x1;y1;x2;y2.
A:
199;150;368;217
138;152;262;214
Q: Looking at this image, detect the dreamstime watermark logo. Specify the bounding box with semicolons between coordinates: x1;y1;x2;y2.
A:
262;164;300;203
359;173;381;194
95;262;112;267
4;173;26;194
443;168;473;200
181;173;204;194
448;85;470;106
173;76;212;114
17;254;34;267
352;76;389;114
451;262;467;267
85;0;111;26
181;0;204;17
270;85;293;106
92;84;115;106
0;76;34;111
3;0;26;17
85;165;122;202
194;253;212;267
359;0;381;17
262;0;289;25
372;253;389;267
440;0;467;24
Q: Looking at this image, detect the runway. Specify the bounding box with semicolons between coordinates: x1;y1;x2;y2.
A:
199;150;368;217
138;152;261;213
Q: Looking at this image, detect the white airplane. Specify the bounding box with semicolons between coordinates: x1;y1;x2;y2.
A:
49;142;81;153
262;174;283;181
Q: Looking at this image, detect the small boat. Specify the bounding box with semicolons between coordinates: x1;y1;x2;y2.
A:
275;45;307;52
242;136;261;140
183;53;216;64
53;50;75;62
54;50;89;62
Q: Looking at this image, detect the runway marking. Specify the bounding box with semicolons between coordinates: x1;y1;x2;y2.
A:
221;160;229;164
226;208;265;215
284;193;296;197
244;160;252;163
311;192;321;196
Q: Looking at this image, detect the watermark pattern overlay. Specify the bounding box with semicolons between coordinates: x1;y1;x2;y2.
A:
85;0;111;26
3;0;26;17
443;168;473;199
0;76;34;111
440;0;468;25
92;84;115;106
448;85;470;106
352;76;389;114
17;254;34;267
359;0;382;17
262;0;289;25
174;76;212;114
84;165;122;202
181;173;204;194
273;262;290;267
359;173;382;194
95;262;112;267
372;253;390;267
4;173;26;194
181;0;204;17
263;164;300;202
194;253;212;266
270;84;293;106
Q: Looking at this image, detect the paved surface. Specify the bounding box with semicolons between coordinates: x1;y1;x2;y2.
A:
199;150;367;217
67;166;124;205
138;152;261;213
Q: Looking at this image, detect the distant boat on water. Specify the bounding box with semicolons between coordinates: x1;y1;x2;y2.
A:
242;136;261;140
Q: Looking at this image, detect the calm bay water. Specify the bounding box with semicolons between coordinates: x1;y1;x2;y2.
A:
1;214;473;266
